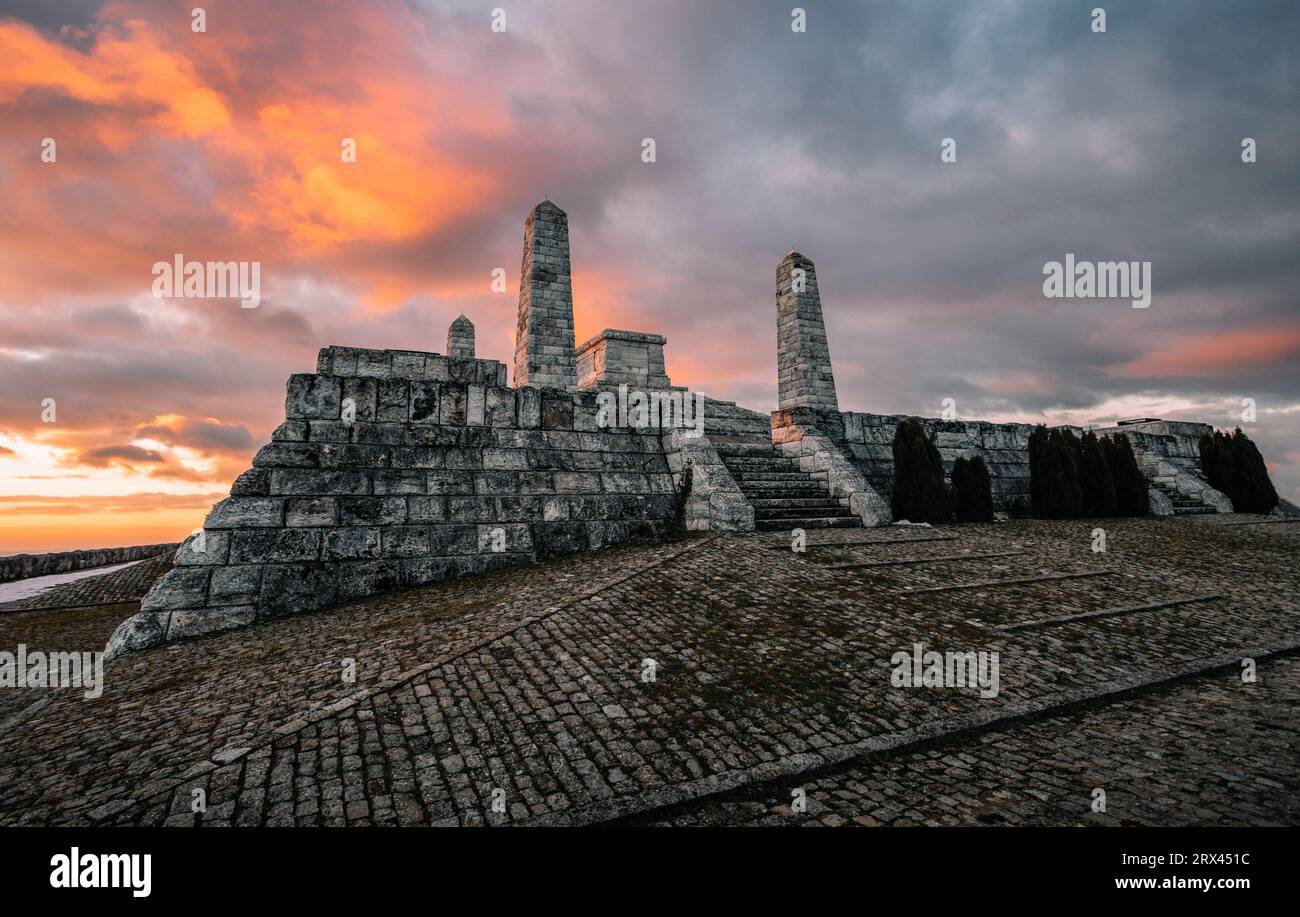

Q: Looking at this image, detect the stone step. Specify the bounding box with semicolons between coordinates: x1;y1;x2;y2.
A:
735;482;828;496
1173;505;1217;515
756;516;863;531
718;454;799;468
715;444;784;458
731;471;813;482
749;496;848;510
755;504;856;520
702;419;770;434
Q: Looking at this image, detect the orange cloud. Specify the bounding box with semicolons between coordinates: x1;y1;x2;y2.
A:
1111;325;1300;378
0;4;511;307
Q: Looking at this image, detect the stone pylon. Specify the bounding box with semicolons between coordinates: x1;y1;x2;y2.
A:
447;314;475;358
513;200;577;389
776;250;839;412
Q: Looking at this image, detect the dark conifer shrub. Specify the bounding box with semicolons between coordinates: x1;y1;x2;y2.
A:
952;454;994;523
891;417;952;523
1078;430;1117;517
1103;434;1148;516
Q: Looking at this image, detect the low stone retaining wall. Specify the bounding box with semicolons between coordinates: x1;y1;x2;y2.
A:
0;544;177;585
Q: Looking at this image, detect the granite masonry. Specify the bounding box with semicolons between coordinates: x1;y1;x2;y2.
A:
513;200;577;390
577;330;673;391
104;202;1265;655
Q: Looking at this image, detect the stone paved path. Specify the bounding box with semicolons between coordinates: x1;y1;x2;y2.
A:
0;515;1296;826
0;554;172;613
635;655;1300;826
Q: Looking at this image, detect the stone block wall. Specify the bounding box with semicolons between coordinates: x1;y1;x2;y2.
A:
802;410;1035;515
106;345;677;657
805;412;1232;517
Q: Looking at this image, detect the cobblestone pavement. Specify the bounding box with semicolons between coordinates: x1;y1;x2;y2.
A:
0;516;1296;826
634;655;1300;826
0;554;173;614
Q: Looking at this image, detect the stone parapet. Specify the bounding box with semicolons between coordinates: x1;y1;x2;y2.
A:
577;329;673;390
771;409;890;526
660;426;755;532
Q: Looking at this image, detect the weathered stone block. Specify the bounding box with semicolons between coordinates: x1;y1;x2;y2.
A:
322;527;383;561
372;470;426;495
286;497;338;526
270;469;368;496
542;393;574;430
338;560;404;601
206;497;284;529
517;387;542;428
175;531;229;565
259;564;337;616
407;496;447;523
382;526;430;557
141;567;212;611
210;565;263;603
168;606;256;641
230;529;323;564
338;496;407;526
410;381;441;423
430;524;478;555
286;374;342;419
531;522;589;558
426;470;475;494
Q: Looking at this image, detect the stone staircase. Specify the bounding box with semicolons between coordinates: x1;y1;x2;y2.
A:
702;397;862;531
1151;480;1218;515
1136;452;1227;516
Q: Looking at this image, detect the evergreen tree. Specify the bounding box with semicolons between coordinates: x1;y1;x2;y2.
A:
1051;428;1085;518
891;417;952;523
1030;426;1085;518
952;454;994;522
1028;424;1049;514
1103;434;1148;516
1232;428;1278;513
1201;428;1278;513
1078;430;1117;517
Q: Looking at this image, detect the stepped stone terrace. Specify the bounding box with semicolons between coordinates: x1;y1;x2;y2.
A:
107;201;1257;657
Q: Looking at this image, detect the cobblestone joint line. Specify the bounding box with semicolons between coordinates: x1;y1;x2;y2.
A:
1000;594;1229;633
537;641;1300;827
898;568;1110;596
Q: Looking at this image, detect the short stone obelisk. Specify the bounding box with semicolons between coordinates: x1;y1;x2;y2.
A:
776;250;840;412
447;314;475;358
513;200;577;389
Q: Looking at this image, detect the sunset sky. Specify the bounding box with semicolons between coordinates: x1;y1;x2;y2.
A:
0;0;1297;553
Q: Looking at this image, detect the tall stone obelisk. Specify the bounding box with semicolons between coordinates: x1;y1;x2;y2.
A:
513;200;577;389
776;250;840;413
